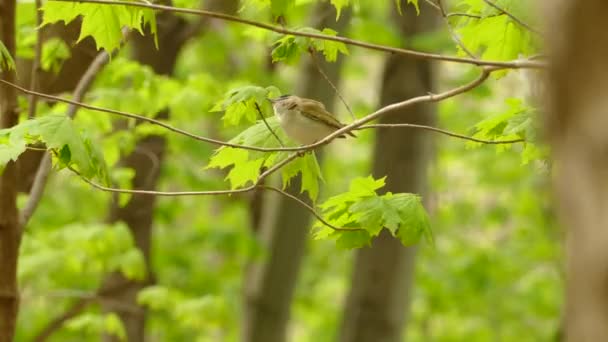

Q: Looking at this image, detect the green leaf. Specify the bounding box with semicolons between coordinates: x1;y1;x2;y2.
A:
0;129;26;165
281;151;323;201
0;40;15;71
207;116;322;200
41;2;158;52
272;28;349;64
316;176;432;248
118;249;146;281
270;0;295;16
41;37;71;73
138;285;182;310
207;147;261;188
66;313;126;341
212;85;280;126
389;193;433;245
330;0;349;19
396;0;419;15
0;115;109;183
336;230;371;249
469;98;532;151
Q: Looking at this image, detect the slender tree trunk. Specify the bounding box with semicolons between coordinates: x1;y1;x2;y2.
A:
339;3;437;341
100;2;238;340
545;1;608;341
243;3;351;341
0;0;20;340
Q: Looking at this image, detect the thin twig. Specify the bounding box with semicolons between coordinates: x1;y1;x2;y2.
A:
32;299;91;342
436;0;477;58
482;0;542;36
254;101;284;147
19;51;110;229
357;124;524;144
446;12;482;19
260;185;361;231
31;282;135;341
422;0;440;11
308;49;355;120
51;0;543;69
27;0;43;119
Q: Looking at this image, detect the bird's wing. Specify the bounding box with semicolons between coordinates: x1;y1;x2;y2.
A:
298;99;344;129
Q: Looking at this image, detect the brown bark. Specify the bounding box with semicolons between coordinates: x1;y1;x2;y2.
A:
99;12;187;342
242;3;351;342
100;2;237;341
545;1;608;341
339;3;437;341
0;0;21;339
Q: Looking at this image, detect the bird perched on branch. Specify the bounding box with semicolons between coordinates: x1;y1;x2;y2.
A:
270;95;356;146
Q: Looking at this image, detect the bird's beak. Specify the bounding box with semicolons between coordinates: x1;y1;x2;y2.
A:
268;98;278;104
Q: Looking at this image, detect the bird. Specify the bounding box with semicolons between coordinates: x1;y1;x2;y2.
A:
269;94;356;145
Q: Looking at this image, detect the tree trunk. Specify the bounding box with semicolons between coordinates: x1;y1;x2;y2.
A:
100;2;237;341
545;1;608;341
0;0;20;340
339;3;437;341
242;3;351;342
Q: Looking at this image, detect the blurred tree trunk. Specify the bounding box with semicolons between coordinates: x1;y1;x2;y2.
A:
545;1;608;341
243;3;351;341
339;3;437;341
100;1;237;341
0;0;20;340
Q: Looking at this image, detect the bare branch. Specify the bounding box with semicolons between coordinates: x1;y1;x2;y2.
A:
308;49;355;120
306;66;500;149
32;299;91;342
19;51;110;229
482;0;542;36
357;124;524;145
1;66;501;155
52;0;543;69
260;185;360;232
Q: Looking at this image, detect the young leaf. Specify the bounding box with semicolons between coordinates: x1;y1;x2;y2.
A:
0;40;15;71
211;85;280;126
0;115;109;183
330;0;349;20
396;0;420;15
41;2;158;52
66;313;126;341
281;151;323;201
41;37;71;73
207;117;323;201
272;28;349;64
315;176;433;248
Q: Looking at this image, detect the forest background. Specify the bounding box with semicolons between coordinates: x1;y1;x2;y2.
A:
1;0;601;341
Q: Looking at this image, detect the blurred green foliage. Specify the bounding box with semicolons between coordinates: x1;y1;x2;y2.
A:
5;0;560;341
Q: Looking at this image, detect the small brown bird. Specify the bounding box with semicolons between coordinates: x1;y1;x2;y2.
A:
269;95;356;145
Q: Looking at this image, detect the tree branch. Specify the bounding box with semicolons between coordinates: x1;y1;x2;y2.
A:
32;299;91;342
357;123;524;144
19;51;110;229
52;0;543;69
1;66;506;157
